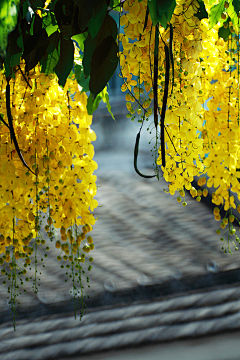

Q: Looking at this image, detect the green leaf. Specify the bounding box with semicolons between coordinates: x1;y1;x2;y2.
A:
40;31;60;74
87;92;102;115
73;0;97;32
158;12;168;29
148;0;159;26
0;0;20;53
226;1;238;30
232;0;240;14
74;63;90;92
195;0;208;20
89;35;118;97
54;0;82;39
83;13;117;77
72;32;87;51
88;0;108;39
22;13;50;72
45;24;59;36
101;86;115;120
160;0;176;28
22;29;49;72
5;24;23;78
109;0;123;10
55;37;74;87
86;85;115;118
156;0;176;14
21;0;29;18
42;10;59;36
147;0;176;28
209;0;225;29
43;10;58;26
219;23;231;41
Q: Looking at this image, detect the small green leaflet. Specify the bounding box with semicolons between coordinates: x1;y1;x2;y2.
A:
74;63;90;93
72;32;87;52
86;86;115;119
101;86;115;120
226;1;238;30
109;0;123;10
42;10;59;36
87;92;102;115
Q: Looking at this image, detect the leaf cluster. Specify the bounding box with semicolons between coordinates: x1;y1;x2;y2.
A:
1;0;121;101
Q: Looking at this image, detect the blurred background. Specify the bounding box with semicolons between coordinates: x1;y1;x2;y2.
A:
1;69;240;360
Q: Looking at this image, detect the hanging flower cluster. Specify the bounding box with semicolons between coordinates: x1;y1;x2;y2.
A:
0;60;98;326
120;0;240;252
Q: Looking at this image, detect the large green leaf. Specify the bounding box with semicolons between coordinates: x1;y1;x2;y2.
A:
22;13;50;72
232;0;240;14
83;13;117;77
219;22;231;41
22;29;49;72
55;37;74;87
72;0;97;32
40;31;60;74
147;0;176;28
89;35;118;97
54;0;82;39
158;0;176;28
209;0;225;29
156;0;176;14
4;24;23;78
88;0;108;39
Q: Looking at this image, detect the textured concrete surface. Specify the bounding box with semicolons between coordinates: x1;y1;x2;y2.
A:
73;330;240;360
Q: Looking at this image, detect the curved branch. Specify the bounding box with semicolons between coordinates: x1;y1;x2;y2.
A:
6;80;35;175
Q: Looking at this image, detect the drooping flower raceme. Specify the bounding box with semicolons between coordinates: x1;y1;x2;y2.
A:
120;0;240;252
0;60;98;325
